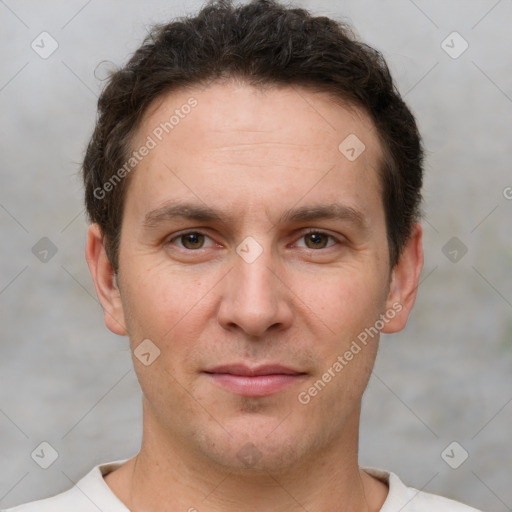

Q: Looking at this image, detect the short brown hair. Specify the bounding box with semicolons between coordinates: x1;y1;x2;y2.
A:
82;0;423;272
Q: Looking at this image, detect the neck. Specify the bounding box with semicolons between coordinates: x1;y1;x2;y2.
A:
105;402;388;512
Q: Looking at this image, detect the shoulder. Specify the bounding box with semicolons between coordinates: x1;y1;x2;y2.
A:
2;487;88;512
1;459;130;512
362;466;483;512
401;485;483;512
405;490;482;511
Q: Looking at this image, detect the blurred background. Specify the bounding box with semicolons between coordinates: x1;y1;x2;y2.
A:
1;0;511;510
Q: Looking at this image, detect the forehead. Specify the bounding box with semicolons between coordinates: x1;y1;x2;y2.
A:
127;80;384;222
137;80;381;153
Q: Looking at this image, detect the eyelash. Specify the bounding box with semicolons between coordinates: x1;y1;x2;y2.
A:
167;229;341;251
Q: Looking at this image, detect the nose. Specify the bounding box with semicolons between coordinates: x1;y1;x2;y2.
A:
217;242;294;338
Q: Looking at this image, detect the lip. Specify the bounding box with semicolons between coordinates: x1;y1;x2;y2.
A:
203;364;307;397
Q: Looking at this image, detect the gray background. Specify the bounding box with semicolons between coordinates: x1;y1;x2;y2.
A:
1;0;511;510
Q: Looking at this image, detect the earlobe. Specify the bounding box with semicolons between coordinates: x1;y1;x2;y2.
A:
85;224;128;336
381;223;424;334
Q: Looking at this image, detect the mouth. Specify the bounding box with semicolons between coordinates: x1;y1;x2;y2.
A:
203;364;307;397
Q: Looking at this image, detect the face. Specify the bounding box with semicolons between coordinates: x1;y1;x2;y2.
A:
87;80;422;472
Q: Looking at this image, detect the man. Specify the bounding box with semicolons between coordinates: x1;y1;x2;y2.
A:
4;0;482;510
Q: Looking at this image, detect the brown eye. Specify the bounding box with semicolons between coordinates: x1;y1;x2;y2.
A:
181;232;205;249
296;229;340;249
303;232;333;249
170;232;210;250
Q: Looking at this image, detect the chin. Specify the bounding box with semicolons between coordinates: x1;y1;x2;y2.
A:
191;412;315;473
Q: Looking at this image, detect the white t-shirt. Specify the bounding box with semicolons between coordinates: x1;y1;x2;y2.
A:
2;459;482;512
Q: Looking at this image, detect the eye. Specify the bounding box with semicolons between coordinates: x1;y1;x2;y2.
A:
168;231;216;250
167;229;340;252
295;230;339;250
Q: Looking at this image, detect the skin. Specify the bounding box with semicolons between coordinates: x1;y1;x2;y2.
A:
86;80;423;512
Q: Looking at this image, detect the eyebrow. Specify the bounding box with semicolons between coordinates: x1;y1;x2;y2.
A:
143;200;366;229
143;202;226;228
278;203;365;228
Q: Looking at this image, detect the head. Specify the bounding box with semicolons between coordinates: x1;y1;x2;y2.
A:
84;0;423;274
84;0;423;473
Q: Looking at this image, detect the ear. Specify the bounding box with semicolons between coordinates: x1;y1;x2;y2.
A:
381;223;424;334
85;223;127;336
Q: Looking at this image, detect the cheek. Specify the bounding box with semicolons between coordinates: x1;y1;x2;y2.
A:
303;265;388;339
296;265;387;409
122;262;203;333
121;267;209;406
302;275;383;412
120;263;217;380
